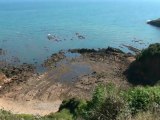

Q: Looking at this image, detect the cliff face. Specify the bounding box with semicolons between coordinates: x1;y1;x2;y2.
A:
147;18;160;27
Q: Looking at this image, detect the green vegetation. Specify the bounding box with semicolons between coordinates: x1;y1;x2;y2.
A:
46;109;73;120
137;43;160;61
0;110;39;120
45;84;160;120
0;84;160;120
126;43;160;85
124;86;160;114
82;84;125;120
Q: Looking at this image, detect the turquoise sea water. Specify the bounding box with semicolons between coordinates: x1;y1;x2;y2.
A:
0;1;160;65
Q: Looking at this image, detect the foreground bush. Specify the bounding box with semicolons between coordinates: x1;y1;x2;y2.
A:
82;84;127;120
0;110;18;120
124;86;160;114
53;84;160;120
80;84;160;120
46;109;73;120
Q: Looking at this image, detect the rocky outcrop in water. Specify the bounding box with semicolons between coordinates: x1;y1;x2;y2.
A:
69;47;124;54
0;48;5;55
75;33;85;39
147;18;160;27
122;44;141;54
43;52;66;67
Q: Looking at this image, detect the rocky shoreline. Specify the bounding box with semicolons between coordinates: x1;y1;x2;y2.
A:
0;47;136;115
0;47;135;93
147;18;160;27
43;51;66;68
0;63;35;92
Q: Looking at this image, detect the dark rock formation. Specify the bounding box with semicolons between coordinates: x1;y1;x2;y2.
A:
69;47;124;54
75;33;85;39
147;18;160;27
0;48;5;55
0;63;35;78
122;44;141;54
43;52;66;67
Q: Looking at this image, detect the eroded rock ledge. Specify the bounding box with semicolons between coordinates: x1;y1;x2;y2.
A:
147;18;160;27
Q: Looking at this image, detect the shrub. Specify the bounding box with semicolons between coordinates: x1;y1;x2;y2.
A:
124;86;160;114
89;96;125;120
46;109;73;120
0;109;18;120
88;84;107;109
81;84;126;120
137;43;160;61
125;43;160;85
82;84;160;119
53;98;87;120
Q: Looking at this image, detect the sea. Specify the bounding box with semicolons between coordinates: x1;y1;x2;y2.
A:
0;0;160;66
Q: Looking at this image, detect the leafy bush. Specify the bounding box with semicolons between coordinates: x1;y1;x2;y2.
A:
81;84;127;120
137;43;160;61
0;109;18;120
88;84;107;109
46;109;73;120
125;43;160;85
81;84;160;119
89;97;125;120
124;86;160;114
59;98;87;117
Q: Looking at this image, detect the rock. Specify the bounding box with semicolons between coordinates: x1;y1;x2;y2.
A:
147;18;160;27
127;57;136;63
75;33;85;39
105;47;124;54
122;44;141;54
43;52;66;67
0;48;5;55
77;35;85;39
0;73;7;85
47;34;60;42
69;47;124;55
0;73;7;80
1;63;35;78
69;48;97;54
